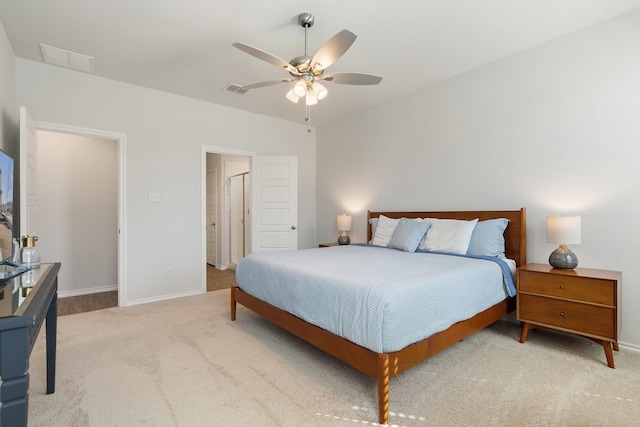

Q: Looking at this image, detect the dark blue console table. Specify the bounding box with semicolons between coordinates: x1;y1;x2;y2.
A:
0;263;61;427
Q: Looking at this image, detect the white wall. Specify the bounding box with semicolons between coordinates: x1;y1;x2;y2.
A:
37;131;118;296
317;11;640;347
15;58;317;306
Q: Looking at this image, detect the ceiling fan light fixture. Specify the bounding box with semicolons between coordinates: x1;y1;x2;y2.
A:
233;12;381;124
305;91;319;106
313;82;328;101
286;88;300;104
293;79;307;97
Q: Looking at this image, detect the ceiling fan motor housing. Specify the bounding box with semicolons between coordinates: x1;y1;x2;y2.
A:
297;13;314;28
289;55;319;75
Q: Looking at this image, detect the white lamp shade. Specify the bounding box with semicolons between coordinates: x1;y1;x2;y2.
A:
293;79;307;97
313;82;328;101
546;216;581;244
286;88;300;103
305;91;318;105
336;214;352;231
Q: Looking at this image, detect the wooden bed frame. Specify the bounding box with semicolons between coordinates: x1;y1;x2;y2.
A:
231;208;526;424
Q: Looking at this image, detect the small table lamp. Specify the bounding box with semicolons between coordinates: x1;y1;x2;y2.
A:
546;216;581;269
336;214;352;245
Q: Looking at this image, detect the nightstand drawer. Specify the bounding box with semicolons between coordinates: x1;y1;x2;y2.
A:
518;294;615;339
519;271;614;305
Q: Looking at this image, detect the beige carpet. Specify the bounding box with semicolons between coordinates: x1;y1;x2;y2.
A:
28;290;640;427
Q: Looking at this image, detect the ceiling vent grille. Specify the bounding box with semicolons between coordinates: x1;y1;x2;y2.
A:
40;44;94;73
225;84;248;95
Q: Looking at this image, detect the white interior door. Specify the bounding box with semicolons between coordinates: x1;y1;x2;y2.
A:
244;173;251;254
251;156;297;253
229;174;244;264
19;106;38;237
206;170;217;265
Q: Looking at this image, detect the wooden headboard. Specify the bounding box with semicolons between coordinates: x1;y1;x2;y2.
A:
367;208;527;267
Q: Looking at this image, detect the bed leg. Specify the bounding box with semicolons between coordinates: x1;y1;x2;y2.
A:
230;286;237;321
377;353;390;425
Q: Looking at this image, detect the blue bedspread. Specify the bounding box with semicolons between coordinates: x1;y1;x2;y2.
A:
236;245;514;353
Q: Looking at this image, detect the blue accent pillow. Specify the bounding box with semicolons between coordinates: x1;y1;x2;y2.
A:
466;218;509;258
388;218;431;252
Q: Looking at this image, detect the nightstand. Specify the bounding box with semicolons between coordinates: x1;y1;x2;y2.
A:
319;243;340;248
517;263;621;368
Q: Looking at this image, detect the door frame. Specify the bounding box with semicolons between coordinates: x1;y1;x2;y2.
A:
201;145;255;290
35;121;127;306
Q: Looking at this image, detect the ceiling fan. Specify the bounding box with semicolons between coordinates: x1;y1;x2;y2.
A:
232;13;382;113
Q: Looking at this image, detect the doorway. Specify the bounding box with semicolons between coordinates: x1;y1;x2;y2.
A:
33;121;126;307
203;147;254;292
36;130;119;310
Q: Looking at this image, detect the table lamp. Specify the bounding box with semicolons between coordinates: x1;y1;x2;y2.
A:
546;216;581;269
336;214;352;245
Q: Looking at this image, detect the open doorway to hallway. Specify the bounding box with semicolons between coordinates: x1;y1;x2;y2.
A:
37;130;119;314
205;150;251;291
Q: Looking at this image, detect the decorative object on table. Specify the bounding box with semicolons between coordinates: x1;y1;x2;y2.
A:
21;235;41;268
11;238;21;264
546;216;581;269
336;214;352;245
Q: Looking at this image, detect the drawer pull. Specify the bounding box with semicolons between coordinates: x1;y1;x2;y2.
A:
560;312;565;317
559;285;564;289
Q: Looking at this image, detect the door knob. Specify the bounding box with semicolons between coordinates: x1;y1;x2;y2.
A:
291;225;297;230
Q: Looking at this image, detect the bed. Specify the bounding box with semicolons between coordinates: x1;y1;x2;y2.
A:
231;208;526;424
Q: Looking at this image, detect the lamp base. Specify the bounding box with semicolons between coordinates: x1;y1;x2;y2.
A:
549;244;578;269
338;231;350;245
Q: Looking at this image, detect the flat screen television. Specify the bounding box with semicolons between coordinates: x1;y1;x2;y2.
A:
0;148;15;260
0;148;26;280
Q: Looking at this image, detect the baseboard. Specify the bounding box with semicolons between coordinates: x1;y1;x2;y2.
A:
619;342;640;353
124;289;204;307
58;285;118;298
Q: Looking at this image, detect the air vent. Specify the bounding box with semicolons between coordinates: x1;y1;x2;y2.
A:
225;84;248;95
40;44;94;73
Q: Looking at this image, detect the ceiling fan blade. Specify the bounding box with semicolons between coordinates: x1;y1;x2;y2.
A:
321;73;382;85
232;42;297;74
310;29;357;72
241;78;295;91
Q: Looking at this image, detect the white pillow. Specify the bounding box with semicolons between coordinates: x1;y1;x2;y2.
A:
419;218;479;254
371;215;400;247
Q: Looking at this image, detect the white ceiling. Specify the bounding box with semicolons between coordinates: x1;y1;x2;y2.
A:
1;0;637;126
